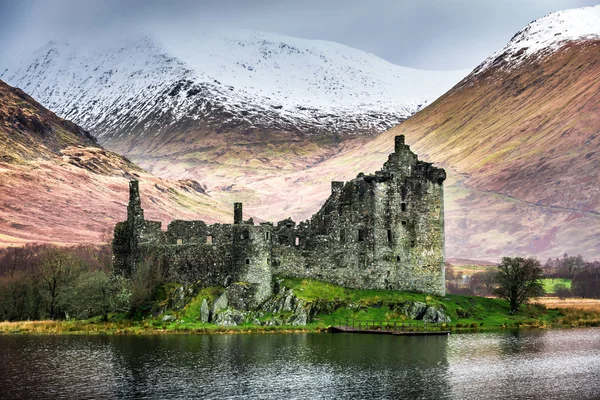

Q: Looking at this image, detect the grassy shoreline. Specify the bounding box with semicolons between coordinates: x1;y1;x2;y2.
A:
3;277;600;335
2;304;599;336
1;318;599;335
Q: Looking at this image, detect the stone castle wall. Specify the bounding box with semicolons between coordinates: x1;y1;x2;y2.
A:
269;135;446;295
113;135;446;302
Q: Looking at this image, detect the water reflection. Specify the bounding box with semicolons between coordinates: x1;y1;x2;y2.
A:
1;329;600;399
105;334;451;399
498;329;546;356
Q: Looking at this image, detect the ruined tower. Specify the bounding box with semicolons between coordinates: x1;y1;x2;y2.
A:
270;134;447;296
233;202;243;224
127;180;144;224
113;180;163;277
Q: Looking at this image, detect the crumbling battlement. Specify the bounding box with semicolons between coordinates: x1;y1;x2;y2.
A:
113;135;446;304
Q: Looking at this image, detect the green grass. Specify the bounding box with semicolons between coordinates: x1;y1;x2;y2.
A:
542;278;572;293
281;277;562;331
3;277;598;335
181;287;223;320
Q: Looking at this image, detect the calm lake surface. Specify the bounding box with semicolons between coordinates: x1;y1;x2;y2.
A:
1;328;599;399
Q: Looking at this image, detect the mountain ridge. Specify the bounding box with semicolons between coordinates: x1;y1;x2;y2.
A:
474;4;600;75
1;31;468;142
0;31;467;190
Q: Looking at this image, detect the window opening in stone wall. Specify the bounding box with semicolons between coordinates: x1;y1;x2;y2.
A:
396;256;401;262
267;258;270;264
265;231;271;240
411;240;415;247
401;202;406;212
358;229;365;242
387;229;392;243
206;235;213;244
295;237;300;246
177;239;183;245
245;258;250;265
401;220;407;226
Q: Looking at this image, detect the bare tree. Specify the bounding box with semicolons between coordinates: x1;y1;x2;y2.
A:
493;257;545;315
0;244;48;277
36;247;78;319
470;268;497;296
65;271;131;320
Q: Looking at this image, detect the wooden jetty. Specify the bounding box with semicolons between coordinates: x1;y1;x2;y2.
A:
328;319;450;336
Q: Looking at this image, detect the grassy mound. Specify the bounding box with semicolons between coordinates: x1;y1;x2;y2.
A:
281;277;557;330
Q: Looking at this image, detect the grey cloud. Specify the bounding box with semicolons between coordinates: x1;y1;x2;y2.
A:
1;0;599;70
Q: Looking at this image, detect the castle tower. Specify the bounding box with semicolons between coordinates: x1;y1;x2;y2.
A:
114;180;145;277
234;202;243;224
127;180;144;225
395;135;405;153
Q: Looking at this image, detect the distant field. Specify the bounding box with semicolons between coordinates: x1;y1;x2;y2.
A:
537;297;600;312
449;265;491;277
541;278;572;293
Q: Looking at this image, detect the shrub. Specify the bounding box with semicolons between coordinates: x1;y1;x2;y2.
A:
553;283;572;299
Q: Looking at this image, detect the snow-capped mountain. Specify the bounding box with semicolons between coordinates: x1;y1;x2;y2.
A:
474;4;600;75
1;30;467;144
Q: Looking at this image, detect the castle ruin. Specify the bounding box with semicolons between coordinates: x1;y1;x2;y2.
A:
113;135;447;305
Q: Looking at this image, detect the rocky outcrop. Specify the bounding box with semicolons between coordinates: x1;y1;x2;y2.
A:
259;286;309;326
422;306;451;324
210;292;228;320
159;280;451;327
214;309;245;327
200;298;210;323
397;301;450;323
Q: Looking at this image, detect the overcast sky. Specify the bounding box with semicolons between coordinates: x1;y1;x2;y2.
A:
0;0;598;70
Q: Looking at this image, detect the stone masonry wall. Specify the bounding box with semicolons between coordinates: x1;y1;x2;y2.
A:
270;135;446;296
113;135;446;300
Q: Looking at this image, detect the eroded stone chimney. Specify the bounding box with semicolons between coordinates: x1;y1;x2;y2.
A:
394;135;406;153
234;202;243;224
127;180;144;223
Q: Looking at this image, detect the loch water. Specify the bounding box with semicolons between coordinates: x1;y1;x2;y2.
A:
1;328;599;399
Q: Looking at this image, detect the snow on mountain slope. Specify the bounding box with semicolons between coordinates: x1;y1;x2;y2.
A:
0;30;468;143
155;29;462;110
474;4;600;74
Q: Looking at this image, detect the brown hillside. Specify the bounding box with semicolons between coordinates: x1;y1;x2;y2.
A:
0;80;230;246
